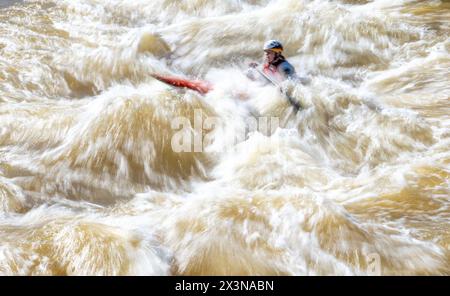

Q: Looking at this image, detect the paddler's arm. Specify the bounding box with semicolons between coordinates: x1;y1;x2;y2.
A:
246;62;260;81
278;61;298;81
279;61;311;85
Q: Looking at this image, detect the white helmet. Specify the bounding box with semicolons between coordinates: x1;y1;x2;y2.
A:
263;39;283;52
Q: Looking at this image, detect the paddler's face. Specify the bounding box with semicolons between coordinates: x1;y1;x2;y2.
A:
264;50;277;63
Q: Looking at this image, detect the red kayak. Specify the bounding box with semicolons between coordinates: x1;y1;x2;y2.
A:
151;74;213;95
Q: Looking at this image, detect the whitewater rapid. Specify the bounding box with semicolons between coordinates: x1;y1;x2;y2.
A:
0;0;449;275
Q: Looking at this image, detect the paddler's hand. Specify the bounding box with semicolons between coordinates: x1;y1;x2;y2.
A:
248;62;259;68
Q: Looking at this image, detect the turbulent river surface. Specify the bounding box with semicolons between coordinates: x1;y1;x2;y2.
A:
0;0;449;275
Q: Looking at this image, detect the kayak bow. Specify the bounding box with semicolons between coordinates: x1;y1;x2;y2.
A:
151;74;213;95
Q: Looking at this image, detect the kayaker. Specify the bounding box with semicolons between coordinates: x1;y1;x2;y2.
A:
247;39;298;83
151;40;301;100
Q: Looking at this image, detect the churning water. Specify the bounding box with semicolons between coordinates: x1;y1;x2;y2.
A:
0;0;449;275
